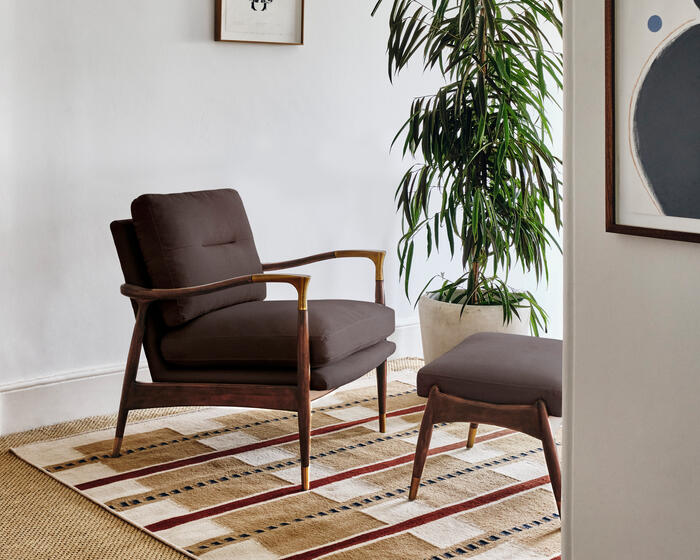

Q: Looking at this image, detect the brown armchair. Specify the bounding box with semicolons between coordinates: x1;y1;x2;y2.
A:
110;189;395;490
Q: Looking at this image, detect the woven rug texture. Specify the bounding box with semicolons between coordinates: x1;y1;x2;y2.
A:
6;358;561;559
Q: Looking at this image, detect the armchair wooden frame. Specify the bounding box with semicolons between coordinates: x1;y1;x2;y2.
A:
112;250;387;491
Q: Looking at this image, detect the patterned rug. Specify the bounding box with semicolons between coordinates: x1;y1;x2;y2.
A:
12;360;561;560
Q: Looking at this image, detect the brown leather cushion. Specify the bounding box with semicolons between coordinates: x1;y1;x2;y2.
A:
158;340;396;391
417;332;563;416
131;189;265;327
161;299;395;369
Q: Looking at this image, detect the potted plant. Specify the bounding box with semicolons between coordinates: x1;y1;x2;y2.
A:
373;0;563;362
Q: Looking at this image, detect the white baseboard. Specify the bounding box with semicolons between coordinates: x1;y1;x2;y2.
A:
0;322;422;436
0;364;147;436
389;319;422;359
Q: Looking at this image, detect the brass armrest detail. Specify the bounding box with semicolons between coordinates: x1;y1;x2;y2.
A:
333;250;385;282
262;249;386;281
251;273;310;310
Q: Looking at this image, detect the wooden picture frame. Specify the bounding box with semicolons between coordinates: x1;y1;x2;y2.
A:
605;0;700;243
215;0;304;45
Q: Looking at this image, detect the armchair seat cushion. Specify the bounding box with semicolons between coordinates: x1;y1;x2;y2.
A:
160;299;395;369
155;341;396;391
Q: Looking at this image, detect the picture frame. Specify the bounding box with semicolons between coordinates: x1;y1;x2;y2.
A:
605;0;700;243
215;0;305;45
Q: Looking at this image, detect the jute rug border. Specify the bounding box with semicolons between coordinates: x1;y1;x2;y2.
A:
12;447;202;560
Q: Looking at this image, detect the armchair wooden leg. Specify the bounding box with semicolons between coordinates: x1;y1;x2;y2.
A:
112;301;149;458
537;400;562;515
297;307;312;491
298;397;311;491
112;409;129;458
409;386;437;500
467;423;478;449
377;361;387;433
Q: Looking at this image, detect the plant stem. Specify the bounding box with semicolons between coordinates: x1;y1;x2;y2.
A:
470;261;480;304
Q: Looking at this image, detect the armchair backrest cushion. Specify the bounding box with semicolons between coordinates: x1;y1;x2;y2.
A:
130;189;265;327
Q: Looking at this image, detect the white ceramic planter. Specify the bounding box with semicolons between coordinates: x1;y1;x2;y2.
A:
418;295;531;364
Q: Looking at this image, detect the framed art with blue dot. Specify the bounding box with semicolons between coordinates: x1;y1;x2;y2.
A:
605;0;700;242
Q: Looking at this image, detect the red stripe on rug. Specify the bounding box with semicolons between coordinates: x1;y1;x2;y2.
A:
550;556;562;560
76;404;426;491
280;476;551;560
145;428;515;532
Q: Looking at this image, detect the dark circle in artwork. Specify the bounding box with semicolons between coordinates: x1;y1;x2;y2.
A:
634;24;700;219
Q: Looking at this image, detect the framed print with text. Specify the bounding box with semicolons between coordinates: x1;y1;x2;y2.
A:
216;0;304;45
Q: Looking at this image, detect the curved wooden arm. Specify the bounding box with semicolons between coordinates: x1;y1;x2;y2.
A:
121;273;311;310
262;250;385;304
263;250;386;281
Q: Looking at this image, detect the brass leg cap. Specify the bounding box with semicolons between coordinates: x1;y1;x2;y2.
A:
301;466;310;491
467;425;477;449
408;476;421;500
379;413;387;433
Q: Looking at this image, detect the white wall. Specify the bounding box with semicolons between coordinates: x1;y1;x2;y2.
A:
0;0;562;433
563;1;700;557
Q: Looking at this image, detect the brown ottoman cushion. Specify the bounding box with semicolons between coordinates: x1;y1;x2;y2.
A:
417;332;563;416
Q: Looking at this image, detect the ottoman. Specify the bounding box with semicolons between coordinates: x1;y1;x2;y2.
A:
409;332;563;513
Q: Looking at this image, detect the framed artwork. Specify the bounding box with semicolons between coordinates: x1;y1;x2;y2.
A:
216;0;304;45
605;0;700;242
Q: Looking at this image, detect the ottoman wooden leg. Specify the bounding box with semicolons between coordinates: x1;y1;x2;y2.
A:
409;387;437;500
467;423;479;449
537;401;562;514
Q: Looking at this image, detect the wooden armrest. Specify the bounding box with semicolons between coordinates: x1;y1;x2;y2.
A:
263;250;386;281
121;273;311;310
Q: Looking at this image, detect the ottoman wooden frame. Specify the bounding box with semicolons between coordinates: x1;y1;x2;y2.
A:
409;385;562;514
